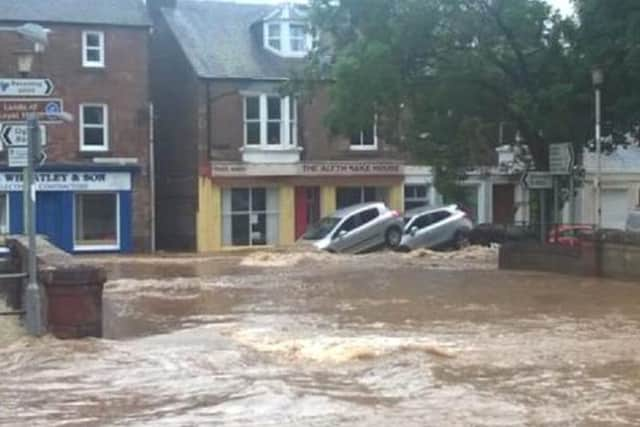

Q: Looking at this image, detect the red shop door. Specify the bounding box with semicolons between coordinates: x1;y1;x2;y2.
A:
295;187;321;239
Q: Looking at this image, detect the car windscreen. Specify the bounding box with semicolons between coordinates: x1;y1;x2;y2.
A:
302;217;342;240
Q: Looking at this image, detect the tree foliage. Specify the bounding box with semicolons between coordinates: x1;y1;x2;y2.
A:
299;0;640;195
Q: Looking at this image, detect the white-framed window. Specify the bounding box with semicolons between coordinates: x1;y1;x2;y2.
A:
82;31;105;68
290;24;307;52
0;193;9;235
243;95;297;148
350;121;378;151
404;184;430;211
80;104;109;151
263;21;311;57
222;188;280;247
74;192;120;251
267;23;281;51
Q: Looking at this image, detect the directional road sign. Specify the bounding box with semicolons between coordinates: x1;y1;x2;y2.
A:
0;98;63;123
0;78;54;97
549;143;573;175
523;172;553;189
1;124;46;146
8;147;28;168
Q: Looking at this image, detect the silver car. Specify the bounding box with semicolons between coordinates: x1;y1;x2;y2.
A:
301;202;404;253
399;204;473;251
626;208;640;233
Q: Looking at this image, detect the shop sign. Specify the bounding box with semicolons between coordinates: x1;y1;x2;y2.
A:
0;171;131;191
211;161;404;177
0;98;64;123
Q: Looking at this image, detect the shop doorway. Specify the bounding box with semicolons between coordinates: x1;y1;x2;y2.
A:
493;184;515;225
295;187;320;239
36;192;70;252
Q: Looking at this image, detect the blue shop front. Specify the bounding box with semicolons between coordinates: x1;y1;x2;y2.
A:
0;166;136;253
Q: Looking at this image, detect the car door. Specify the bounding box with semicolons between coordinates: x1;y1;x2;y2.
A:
350;207;383;252
413;210;453;248
330;213;361;252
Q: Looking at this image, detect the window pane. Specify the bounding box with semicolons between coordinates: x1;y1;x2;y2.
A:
252;188;266;211
416;185;427;198
268;24;281;37
336;188;362;209
246;122;260;145
75;194;117;246
245;97;260;120
86;48;101;62
231;188;250;211
232;214;250;246
86;33;101;47
350;133;362;146
267;97;281;120
251;213;267;245
83;106;104;125
291;39;305;52
363;187;377;202
83;128;104;146
362;127;375;145
405;186;417;198
267;123;281;145
268;39;281;50
290;25;305;38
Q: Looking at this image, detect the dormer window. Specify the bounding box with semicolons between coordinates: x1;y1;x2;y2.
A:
267;23;281;51
263;21;311;57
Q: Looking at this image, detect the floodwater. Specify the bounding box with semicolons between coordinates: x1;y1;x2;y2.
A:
2;248;640;426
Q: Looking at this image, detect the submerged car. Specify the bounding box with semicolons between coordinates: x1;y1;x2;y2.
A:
547;224;594;247
626;208;640;233
301;202;404;254
399;205;473;251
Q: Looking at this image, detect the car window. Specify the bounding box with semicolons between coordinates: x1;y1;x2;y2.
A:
335;214;360;236
412;210;451;229
358;208;380;225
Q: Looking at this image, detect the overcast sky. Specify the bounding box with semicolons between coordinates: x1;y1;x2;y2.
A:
223;0;575;16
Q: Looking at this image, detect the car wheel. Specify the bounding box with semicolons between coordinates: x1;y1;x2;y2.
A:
385;227;402;249
454;230;470;250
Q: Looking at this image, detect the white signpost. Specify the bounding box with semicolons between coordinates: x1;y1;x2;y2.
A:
0;78;54;96
1;124;46;146
524;172;553;189
8;146;28;168
549;143;573;175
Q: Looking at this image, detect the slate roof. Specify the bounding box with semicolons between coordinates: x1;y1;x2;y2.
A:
0;0;150;27
163;0;306;79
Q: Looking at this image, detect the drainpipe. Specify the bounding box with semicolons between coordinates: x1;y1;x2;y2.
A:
149;102;156;252
206;81;212;160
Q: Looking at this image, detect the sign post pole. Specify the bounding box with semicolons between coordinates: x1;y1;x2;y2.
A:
23;112;44;336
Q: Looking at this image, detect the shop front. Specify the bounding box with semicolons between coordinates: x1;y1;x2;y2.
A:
197;161;405;252
0;166;136;253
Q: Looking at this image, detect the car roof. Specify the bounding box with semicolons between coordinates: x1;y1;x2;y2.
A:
404;204;457;217
332;202;386;218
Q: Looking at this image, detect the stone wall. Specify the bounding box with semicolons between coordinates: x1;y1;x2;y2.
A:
8;236;106;338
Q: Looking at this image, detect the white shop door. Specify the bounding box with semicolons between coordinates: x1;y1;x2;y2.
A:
601;189;629;230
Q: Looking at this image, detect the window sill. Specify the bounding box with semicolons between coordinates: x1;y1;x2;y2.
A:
349;145;378;151
79;148;110;156
82;63;105;69
74;244;120;252
240;145;303;164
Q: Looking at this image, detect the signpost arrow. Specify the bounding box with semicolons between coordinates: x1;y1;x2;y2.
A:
0;78;54;97
0;124;47;146
524;171;553;190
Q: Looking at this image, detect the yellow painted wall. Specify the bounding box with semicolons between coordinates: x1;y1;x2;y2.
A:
320;186;336;217
197;177;222;252
279;185;295;245
388;184;404;212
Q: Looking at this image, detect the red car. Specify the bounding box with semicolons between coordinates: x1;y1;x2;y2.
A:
547;225;594;247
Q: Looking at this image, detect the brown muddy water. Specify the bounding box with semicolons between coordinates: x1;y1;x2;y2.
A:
2;248;640;426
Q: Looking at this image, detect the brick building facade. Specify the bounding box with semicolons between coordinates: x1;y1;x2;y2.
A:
0;0;152;252
150;0;437;252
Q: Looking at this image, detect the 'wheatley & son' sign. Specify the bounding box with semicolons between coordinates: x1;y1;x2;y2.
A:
0;172;132;191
